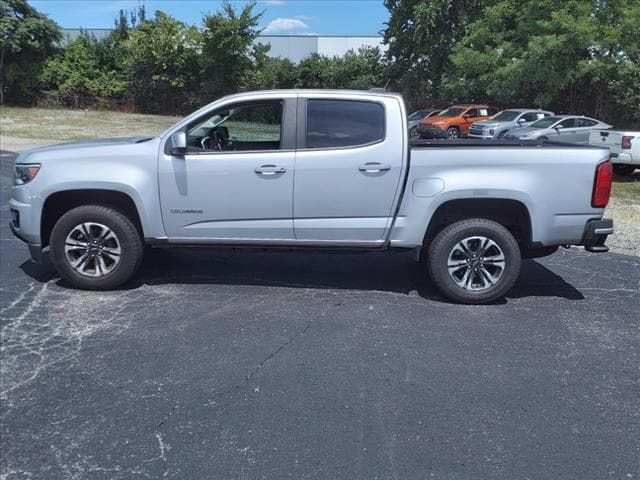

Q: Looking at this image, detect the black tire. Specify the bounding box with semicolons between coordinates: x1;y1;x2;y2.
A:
446;127;460;140
409;126;421;140
50;205;144;290
613;164;636;176
426;219;521;304
497;130;507;139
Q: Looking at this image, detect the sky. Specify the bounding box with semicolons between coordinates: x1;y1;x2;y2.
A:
29;0;390;36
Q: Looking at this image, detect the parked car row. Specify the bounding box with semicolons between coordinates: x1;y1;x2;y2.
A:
408;105;612;145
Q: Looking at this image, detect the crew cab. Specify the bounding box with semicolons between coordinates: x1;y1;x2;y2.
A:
10;90;614;304
589;129;639;176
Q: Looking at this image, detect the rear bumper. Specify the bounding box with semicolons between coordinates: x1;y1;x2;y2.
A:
611;152;638;165
581;218;613;253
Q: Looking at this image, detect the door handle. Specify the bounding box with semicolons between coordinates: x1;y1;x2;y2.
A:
255;165;286;175
358;162;391;173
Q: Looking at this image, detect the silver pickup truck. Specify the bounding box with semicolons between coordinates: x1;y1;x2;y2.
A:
10;89;614;304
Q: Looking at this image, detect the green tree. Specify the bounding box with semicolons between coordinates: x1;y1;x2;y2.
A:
122;11;201;113
199;1;266;103
40;32;127;108
0;0;60;104
294;47;385;90
383;0;487;106
444;0;640;125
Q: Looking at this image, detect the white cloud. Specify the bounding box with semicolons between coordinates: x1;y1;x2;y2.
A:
262;17;310;34
262;0;286;5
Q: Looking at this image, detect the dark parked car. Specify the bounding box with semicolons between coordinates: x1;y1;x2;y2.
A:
408;109;441;139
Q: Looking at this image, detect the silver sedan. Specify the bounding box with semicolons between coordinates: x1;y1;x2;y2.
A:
505;115;612;143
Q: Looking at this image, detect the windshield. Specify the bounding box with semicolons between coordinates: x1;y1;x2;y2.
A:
437;107;465;117
408;110;429;120
491;110;520;121
530;116;561;128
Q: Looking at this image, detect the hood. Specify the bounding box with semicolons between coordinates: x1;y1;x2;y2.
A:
472;120;501;128
17;136;158;164
506;126;542;137
424;117;451;126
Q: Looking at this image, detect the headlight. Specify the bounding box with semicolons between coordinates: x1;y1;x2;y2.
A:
14;164;41;185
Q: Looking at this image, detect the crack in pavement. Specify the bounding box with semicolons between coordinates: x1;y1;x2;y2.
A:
149;298;343;478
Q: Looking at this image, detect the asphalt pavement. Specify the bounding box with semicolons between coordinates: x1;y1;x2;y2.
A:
1;150;639;479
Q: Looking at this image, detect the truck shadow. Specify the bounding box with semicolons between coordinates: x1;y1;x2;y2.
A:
24;249;583;303
22;249;584;303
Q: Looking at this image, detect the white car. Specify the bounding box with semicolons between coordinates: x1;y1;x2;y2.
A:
589;129;639;175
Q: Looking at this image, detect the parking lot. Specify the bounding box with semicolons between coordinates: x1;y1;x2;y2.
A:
1;150;639;479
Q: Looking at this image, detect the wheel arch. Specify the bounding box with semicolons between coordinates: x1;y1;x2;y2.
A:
422;198;533;250
41;189;144;248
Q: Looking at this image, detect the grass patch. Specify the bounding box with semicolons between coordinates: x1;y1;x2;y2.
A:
611;174;640;201
0;106;180;141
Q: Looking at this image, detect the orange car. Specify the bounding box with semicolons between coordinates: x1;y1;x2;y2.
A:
419;104;499;140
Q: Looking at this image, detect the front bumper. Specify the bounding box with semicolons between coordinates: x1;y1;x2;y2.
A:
9;221;43;262
415;125;447;139
467;132;493;139
581;218;613;253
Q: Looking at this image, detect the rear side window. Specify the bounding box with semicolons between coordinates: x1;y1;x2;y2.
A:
306;99;385;148
577;118;598;127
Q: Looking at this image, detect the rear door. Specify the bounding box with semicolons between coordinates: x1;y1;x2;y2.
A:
293;95;405;244
574;118;599;143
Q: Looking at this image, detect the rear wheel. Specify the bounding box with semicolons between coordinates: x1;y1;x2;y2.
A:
50;205;143;290
426;219;521;304
613;164;636;176
446;127;460;140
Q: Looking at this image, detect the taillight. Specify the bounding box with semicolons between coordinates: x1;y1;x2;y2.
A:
592;160;612;208
621;136;634;149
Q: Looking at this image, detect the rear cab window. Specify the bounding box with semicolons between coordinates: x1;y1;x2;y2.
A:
305;99;385;149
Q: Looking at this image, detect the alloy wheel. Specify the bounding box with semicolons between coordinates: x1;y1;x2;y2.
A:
447;236;506;291
64;222;122;277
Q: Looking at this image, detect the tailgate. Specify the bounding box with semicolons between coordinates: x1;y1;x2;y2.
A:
589;129;622;153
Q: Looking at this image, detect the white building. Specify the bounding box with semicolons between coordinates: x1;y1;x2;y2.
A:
61;29;385;62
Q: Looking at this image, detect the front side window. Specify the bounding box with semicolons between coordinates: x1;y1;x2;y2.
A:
306;99;385;149
558;118;577;128
187;101;283;152
521;112;541;122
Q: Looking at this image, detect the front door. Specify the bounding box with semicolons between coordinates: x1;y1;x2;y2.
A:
293;97;405;244
159;98;296;241
555;117;579;142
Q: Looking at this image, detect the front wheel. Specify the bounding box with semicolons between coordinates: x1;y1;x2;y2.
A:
50;205;144;290
426;219;521;304
446;127;460;140
409;126;421;140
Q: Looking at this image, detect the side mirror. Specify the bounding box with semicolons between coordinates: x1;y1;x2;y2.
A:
169;131;187;156
554;125;564;131
463;113;473;118
518;118;526;124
